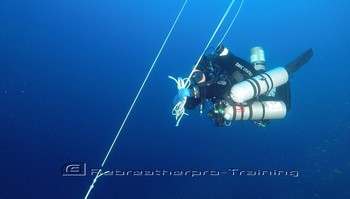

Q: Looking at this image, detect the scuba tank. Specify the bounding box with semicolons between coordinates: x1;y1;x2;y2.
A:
223;101;287;121
230;67;289;103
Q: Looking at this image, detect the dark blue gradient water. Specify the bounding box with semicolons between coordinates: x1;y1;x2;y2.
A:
1;0;349;198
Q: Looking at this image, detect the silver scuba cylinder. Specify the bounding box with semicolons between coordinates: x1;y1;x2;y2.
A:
230;67;289;103
250;47;266;71
223;101;287;121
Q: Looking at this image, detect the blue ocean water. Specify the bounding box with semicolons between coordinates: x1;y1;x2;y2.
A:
1;0;349;198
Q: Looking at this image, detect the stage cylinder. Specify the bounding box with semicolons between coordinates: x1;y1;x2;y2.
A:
223;101;287;121
230;67;289;103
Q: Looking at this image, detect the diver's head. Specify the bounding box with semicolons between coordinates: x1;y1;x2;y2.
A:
192;70;206;84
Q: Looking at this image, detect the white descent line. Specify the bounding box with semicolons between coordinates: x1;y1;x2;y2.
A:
184;0;236;87
84;1;188;198
218;0;245;46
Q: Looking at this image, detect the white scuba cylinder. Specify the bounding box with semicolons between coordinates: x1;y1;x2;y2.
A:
250;47;266;71
230;67;289;103
223;101;287;121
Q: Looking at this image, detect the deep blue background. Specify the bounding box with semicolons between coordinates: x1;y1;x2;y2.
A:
1;0;349;198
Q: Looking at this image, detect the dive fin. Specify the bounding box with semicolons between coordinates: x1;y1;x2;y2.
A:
284;48;313;75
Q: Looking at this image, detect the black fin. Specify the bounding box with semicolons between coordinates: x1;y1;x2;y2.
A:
284;48;313;75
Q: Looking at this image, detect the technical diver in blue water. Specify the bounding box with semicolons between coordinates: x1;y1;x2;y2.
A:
173;44;313;127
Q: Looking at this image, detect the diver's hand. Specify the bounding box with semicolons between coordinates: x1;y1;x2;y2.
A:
173;88;191;105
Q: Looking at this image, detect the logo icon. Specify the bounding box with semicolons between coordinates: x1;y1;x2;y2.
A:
62;162;86;176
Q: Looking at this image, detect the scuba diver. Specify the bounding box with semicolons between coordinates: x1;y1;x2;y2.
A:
172;44;313;127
